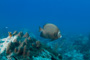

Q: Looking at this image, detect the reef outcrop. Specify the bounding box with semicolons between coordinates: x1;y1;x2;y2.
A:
0;31;62;60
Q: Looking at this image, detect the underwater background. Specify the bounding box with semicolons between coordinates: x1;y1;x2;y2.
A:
0;0;90;60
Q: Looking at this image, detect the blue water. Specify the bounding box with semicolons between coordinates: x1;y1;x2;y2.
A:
0;0;90;35
0;0;90;60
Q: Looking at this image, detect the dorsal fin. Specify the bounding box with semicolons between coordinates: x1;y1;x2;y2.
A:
39;27;44;32
43;23;50;28
43;23;47;27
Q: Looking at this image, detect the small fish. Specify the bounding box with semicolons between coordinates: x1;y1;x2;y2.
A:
39;23;62;41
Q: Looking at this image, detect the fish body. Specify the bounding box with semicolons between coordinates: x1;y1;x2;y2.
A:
39;23;62;40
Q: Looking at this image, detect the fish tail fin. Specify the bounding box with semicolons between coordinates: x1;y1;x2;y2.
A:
39;27;43;32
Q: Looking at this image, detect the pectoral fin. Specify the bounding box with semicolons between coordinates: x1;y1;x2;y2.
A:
54;33;58;37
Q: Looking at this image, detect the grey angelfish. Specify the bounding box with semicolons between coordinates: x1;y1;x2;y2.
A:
39;23;62;41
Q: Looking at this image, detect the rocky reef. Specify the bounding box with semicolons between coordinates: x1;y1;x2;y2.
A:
0;31;62;60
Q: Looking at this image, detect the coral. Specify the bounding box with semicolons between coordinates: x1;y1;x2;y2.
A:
33;56;51;60
24;39;28;45
14;48;18;53
6;42;12;54
8;32;12;38
27;50;30;56
0;31;61;60
12;31;18;36
83;50;90;60
36;41;41;48
28;37;31;40
17;47;23;54
23;45;27;56
64;50;84;60
33;49;60;60
23;32;29;38
17;31;24;38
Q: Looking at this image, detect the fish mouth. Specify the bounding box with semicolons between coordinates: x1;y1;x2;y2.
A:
58;31;62;38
